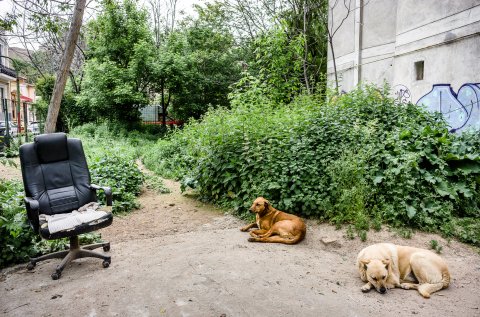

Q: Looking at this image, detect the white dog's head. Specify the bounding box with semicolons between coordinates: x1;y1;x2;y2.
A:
360;259;390;294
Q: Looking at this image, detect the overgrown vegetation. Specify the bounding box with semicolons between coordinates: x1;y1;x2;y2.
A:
144;85;480;246
70;122;150;213
0;180;102;268
0;180;38;268
0;122;173;268
1;0;479;270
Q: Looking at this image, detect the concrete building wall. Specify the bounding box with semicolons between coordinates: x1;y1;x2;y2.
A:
327;0;480;94
327;0;357;91
362;0;397;49
359;0;396;86
327;0;480;131
392;35;480;102
395;0;480;35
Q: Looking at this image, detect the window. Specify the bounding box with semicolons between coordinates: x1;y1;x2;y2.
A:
415;61;424;81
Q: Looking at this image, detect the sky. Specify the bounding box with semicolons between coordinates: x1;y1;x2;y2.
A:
0;0;203;47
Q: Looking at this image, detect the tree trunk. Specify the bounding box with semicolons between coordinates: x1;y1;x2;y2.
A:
302;1;311;94
161;78;166;126
328;33;339;94
44;0;87;133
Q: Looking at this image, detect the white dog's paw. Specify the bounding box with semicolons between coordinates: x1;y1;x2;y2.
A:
361;284;372;292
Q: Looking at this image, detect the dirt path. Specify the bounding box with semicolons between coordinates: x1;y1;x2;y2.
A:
1;162;480;317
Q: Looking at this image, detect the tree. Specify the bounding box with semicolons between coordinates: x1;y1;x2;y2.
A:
35;74;89;131
45;0;87;133
77;0;157;124
324;0;369;93
159;5;242;120
148;0;178;46
5;0;92;91
281;0;328;95
209;0;328;99
0;12;17;32
246;25;305;103
220;0;286;41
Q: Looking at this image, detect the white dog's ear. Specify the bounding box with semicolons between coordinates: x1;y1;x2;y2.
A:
360;259;370;270
382;259;390;269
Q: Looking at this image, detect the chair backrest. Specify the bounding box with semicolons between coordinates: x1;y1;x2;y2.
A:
19;133;95;215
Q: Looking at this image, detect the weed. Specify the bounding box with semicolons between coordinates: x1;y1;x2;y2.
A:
346;225;355;240
371;215;382;232
359;230;368;242
397;228;413;239
81;86;480;246
144;174;171;194
429;239;443;254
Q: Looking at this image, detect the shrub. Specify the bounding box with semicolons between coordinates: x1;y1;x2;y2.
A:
0;179;103;269
0;180;38;268
145;85;480;245
89;155;143;213
71;122;146;213
0;122;165;268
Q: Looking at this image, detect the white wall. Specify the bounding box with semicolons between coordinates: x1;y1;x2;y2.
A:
327;0;480;102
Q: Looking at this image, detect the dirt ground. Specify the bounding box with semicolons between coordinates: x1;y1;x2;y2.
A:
1;161;480;317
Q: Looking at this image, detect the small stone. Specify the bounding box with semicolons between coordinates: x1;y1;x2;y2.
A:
321;237;342;248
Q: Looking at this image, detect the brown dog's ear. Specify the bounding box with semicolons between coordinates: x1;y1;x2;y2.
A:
360;259;370;270
382;259;390;269
264;200;269;208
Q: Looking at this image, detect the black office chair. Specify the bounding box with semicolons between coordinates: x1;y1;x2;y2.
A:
19;133;113;280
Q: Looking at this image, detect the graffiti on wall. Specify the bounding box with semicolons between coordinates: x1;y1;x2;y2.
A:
394;83;480;133
392;84;412;104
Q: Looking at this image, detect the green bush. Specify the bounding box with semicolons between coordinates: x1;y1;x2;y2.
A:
71;122;146;213
0;180;38;268
0;122;165;268
144;85;480;245
0;180;103;269
89;155;143;213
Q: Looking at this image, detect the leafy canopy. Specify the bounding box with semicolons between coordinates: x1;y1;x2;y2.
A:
77;0;156;124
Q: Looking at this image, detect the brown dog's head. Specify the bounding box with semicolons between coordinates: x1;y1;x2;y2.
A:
360;259;390;294
249;197;270;215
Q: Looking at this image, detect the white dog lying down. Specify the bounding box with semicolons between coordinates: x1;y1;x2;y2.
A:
356;243;450;298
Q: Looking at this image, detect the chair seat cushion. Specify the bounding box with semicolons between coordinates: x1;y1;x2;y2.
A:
39;204;113;240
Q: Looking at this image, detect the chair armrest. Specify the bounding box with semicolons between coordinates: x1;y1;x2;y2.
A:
24;197;40;232
90;184;113;206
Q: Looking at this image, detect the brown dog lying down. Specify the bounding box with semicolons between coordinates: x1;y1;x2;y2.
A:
356;243;450;298
240;197;306;244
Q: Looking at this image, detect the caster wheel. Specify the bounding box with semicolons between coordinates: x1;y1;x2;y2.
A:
51;272;61;280
103;243;110;252
102;259;111;268
27;262;36;270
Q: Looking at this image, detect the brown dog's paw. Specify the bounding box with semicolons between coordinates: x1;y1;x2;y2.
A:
240;227;248;232
248;237;258;242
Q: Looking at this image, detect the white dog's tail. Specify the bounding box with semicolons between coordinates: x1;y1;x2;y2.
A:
441;269;450;288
